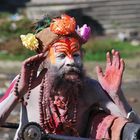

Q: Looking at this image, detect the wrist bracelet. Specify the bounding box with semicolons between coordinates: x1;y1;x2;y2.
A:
126;109;136;120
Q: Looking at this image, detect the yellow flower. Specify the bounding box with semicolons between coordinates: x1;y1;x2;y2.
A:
20;33;39;51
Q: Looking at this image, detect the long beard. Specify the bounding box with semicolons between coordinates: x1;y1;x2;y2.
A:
49;67;85;101
39;67;85;134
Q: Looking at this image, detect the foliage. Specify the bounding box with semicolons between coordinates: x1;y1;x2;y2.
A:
83;38;140;61
0;13;35;60
1;37;140;61
0;13;140;61
0;37;35;61
0;12;11;19
0;17;33;39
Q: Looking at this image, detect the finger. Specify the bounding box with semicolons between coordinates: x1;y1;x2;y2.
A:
23;53;46;69
112;49;116;65
106;52;112;68
112;50;120;69
31;61;47;80
30;53;46;62
32;54;47;68
32;68;48;88
42;51;49;58
111;49;115;55
96;66;104;82
115;51;120;68
24;53;46;64
120;58;125;72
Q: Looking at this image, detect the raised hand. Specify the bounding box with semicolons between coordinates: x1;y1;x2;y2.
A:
96;49;125;98
18;53;47;96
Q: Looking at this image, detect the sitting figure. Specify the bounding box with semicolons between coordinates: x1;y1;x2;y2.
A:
0;14;140;140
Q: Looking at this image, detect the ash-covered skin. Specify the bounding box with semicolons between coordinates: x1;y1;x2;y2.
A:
46;37;84;82
0;36;140;140
1;14;140;140
42;37;85;102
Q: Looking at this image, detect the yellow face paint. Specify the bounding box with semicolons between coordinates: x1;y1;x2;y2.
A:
48;47;56;64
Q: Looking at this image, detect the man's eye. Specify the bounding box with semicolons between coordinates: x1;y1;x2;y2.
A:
58;54;66;59
73;53;80;57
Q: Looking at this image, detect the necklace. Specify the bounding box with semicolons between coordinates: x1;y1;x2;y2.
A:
39;77;79;136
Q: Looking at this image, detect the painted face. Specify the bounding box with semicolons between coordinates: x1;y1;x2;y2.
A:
48;37;83;79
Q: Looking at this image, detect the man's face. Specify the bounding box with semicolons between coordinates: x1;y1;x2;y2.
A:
47;37;83;80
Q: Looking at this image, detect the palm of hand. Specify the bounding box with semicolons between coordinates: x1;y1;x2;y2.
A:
100;65;122;94
96;50;124;96
19;53;47;94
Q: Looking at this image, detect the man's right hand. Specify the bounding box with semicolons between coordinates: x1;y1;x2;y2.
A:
18;53;47;96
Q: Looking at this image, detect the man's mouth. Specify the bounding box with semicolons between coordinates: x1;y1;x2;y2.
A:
64;71;80;80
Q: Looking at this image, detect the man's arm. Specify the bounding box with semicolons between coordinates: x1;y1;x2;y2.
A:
96;49;140;123
91;79;125;116
112;89;140;123
84;78;124;117
0;88;19;125
0;53;47;125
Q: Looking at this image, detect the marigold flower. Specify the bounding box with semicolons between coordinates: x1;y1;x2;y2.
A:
50;14;76;35
20;33;39;50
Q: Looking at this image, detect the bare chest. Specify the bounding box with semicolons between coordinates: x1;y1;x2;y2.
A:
76;99;91;136
25;85;94;136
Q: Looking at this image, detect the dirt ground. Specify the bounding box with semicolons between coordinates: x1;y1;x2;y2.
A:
0;57;140;139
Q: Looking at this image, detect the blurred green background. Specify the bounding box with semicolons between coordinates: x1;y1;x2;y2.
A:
0;12;140;61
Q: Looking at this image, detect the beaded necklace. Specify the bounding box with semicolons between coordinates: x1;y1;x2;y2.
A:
14;71;79;136
39;76;79;136
14;69;34;106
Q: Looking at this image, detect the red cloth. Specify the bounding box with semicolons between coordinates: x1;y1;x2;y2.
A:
0;79;16;103
89;112;128;140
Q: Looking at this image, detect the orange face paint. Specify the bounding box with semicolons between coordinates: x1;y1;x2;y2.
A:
48;47;56;64
53;38;80;59
48;37;80;64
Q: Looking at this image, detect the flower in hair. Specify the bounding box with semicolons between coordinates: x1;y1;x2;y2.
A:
76;24;91;43
20;33;39;50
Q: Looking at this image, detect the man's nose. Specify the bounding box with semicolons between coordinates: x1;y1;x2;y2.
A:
66;57;75;67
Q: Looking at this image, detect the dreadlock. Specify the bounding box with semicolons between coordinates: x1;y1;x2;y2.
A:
35;16;52;33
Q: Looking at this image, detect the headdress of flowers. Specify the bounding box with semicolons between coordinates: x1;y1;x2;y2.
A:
20;14;91;51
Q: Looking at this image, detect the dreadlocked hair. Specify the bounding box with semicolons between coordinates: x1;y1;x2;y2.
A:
35;16;52;33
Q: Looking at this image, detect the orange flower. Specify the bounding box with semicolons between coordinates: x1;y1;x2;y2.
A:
50;14;76;35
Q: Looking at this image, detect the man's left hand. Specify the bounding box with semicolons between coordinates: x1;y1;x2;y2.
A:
96;49;125;98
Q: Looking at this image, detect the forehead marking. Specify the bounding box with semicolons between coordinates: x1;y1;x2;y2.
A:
53;38;80;56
